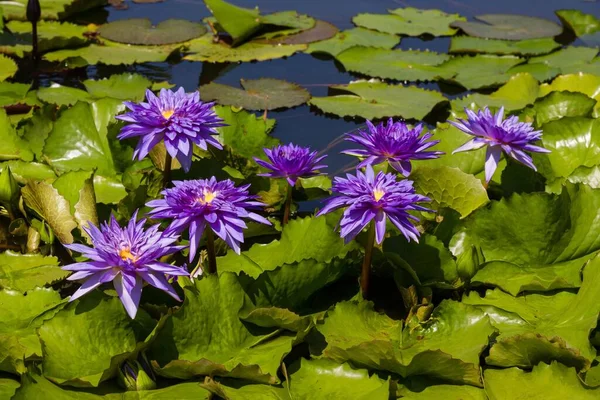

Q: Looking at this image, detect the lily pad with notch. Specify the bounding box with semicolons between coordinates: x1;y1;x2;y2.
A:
97;18;207;45
450;14;562;40
309;80;448;120
200;78;310;111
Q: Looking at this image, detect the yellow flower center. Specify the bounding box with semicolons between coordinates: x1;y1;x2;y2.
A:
198;190;218;205
162;109;175;120
119;247;137;262
373;188;385;202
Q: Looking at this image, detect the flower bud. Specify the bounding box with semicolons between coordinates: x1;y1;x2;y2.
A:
26;0;41;23
117;354;156;391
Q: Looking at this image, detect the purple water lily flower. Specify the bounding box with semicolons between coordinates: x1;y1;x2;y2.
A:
450;107;550;182
146;178;271;261
317;165;430;244
254;143;327;186
343;119;443;176
63;212;188;319
116;87;226;172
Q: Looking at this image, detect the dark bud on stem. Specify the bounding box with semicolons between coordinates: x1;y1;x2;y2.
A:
26;0;41;23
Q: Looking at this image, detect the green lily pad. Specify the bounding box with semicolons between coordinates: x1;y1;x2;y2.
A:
83;73;152;101
522;91;597;128
203;358;389;400
317;300;494;385
536;117;600;181
510;47;600;82
410;166;489;218
12;372;211;399
353;8;466;37
39;293;155;387
149;273;294;383
336;47;450;82
485;361;600;400
398;385;487;400
450;14;562;40
201;78;309;111
307;27;400;57
450;36;559;55
22;180;78;244
205;0;261;44
37;84;91;106
465;255;600;369
0;0;106;20
44;42;178;66
452;73;540;112
185;35;306;63
0;287;66;374
451;184;600;293
438;54;523;89
539;73;600;116
0;251;68;292
260;10;315;31
98;18;206;45
262;20;338;45
384;233;460;289
309;80;448;120
0;55;17;82
0;161;56;183
0;82;39;108
215;105;278;161
43;102;116;176
556;9;600;37
4;20;87;55
53;170;98;243
217;215;353;278
0;109;34;162
0;378;19;399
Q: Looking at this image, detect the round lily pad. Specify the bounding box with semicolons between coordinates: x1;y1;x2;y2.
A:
200;78;310;110
98;18;207;45
450;14;562;40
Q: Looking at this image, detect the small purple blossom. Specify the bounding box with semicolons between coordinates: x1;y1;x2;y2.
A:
317;165;430;244
116;87;226;172
146;178;271;260
343;119;443;176
63;212;188;319
450;107;550;183
254;143;327;186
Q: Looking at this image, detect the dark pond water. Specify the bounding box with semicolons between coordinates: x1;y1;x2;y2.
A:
99;0;600;173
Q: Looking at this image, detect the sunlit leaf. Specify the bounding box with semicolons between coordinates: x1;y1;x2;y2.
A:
307;27;400;57
0;0;106;20
353;8;465;36
485;361;600;399
37;84;91;106
83;73;152;101
317;300;494;385
0;55;17;81
0;109;33;162
0;251;67;292
438;54;523;89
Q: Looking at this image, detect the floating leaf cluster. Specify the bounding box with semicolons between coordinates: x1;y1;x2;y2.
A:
2;1;600;399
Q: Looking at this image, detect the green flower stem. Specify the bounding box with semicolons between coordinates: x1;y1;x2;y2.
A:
205;229;217;274
163;152;172;189
360;222;376;299
283;184;293;225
